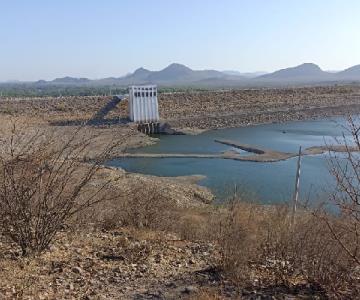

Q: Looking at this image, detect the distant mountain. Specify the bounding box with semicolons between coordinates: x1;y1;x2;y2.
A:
4;62;360;88
129;67;152;81
258;63;334;82
148;64;194;82
147;63;193;81
337;65;360;80
112;63;241;86
34;80;47;85
50;76;91;85
143;63;229;83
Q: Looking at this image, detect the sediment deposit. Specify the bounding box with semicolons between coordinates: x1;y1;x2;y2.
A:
121;139;360;163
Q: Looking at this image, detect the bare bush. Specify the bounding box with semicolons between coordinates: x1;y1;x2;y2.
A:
326;116;360;265
261;207;357;295
215;197;264;283
0;121;128;256
119;181;177;231
215;198;357;295
175;208;215;241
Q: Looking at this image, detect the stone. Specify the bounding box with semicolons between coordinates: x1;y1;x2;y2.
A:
71;266;83;274
181;286;198;294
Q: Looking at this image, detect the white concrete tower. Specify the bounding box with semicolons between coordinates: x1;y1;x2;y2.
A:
128;85;159;123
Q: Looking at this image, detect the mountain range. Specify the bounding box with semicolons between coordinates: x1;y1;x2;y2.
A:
5;63;360;88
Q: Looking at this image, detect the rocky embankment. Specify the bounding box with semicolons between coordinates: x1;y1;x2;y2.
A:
2;85;360;131
158;86;360;130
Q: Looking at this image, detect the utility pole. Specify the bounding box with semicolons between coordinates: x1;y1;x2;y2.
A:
292;146;302;226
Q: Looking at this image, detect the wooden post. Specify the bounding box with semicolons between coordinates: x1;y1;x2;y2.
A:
292;146;302;226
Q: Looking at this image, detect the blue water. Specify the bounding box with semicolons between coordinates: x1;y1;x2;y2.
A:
107;117;354;204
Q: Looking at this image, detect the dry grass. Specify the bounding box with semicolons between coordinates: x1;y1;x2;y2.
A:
190;288;228;300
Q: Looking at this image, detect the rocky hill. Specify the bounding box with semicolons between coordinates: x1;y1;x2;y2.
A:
258;63;334;82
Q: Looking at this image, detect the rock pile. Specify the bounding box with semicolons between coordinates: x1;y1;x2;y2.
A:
158;86;360;129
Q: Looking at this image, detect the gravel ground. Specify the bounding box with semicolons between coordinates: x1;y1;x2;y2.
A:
0;228;327;300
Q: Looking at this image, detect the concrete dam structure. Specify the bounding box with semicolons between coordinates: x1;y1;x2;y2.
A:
129;85;160;134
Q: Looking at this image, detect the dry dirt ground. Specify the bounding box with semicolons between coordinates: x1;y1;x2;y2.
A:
0;228;224;300
0;228;327;300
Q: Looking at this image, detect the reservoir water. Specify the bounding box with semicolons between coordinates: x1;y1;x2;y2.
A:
107;117;354;204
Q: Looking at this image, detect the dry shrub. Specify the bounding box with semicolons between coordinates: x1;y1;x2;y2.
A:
190;288;225;300
0;121;128;256
117;181;178;231
325;116;360;265
175;207;218;241
215;198;264;283
261;205;360;297
215;199;359;297
94;203;125;230
178;213;205;240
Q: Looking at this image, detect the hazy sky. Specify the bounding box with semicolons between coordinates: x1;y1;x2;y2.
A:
1;0;360;81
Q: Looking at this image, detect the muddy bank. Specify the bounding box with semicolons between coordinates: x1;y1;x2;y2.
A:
101;166;214;207
304;144;359;155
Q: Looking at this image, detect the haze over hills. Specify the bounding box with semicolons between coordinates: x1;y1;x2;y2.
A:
222;70;268;78
51;77;91;84
3;63;360;88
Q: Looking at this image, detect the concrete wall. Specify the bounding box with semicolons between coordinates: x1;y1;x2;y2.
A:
129;85;159;123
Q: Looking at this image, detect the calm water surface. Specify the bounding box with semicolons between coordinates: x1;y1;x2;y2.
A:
107;117;353;204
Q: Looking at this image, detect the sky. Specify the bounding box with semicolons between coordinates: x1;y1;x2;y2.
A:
1;0;360;81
